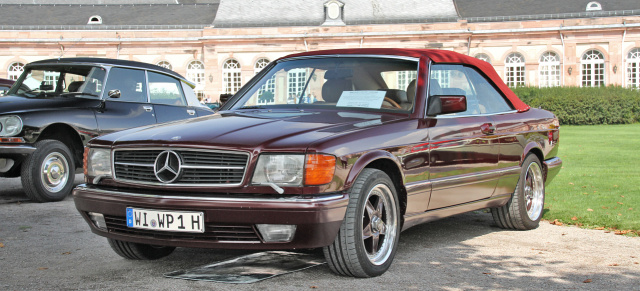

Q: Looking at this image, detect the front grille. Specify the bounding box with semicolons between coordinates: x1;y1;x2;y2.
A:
103;214;262;242
113;148;249;186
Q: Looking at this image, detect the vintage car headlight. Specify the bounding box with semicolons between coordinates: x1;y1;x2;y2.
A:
252;154;336;187
0;115;23;137
85;148;112;178
252;155;305;186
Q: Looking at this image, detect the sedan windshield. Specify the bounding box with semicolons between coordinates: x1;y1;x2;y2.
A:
10;65;106;99
230;57;418;113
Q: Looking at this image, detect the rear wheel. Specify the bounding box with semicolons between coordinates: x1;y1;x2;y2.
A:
491;154;545;230
107;238;176;260
323;168;400;277
20;139;75;202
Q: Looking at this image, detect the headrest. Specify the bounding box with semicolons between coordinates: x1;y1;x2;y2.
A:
383;89;408;104
321;78;353;103
68;81;84;92
406;79;416;102
429;79;442;95
324;69;353;80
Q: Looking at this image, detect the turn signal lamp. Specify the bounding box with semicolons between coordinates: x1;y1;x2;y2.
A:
305;154;336;185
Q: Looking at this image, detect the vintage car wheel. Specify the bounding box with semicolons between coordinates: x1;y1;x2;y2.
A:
491;154;545;230
107;238;176;260
20;139;75;203
323;168;400;277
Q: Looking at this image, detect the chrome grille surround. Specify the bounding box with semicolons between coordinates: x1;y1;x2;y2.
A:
112;148;250;187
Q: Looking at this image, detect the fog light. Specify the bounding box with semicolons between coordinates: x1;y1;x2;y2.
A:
88;212;107;230
256;224;297;242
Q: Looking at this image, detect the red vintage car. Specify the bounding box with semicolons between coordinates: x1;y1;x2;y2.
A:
74;49;561;278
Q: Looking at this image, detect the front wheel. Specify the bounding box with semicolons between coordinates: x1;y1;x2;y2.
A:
491;154;545;230
20;139;75;202
108;238;176;260
323;168;400;277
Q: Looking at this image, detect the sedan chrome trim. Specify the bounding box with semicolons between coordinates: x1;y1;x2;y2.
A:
0;144;36;154
74;184;346;203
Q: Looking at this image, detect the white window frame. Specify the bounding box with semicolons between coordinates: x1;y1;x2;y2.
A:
187;60;206;100
223;59;242;95
396;71;417;91
254;58;270;75
626;48;640;88
539;51;561;87
505;53;526;87
581;49;605;87
287;68;307;102
156;61;172;70
474;53;491;64
8;62;24;81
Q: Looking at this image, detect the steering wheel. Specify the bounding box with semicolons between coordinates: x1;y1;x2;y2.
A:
383;97;402;109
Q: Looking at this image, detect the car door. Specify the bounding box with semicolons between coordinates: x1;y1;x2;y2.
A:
95;67;157;135
146;71;197;123
426;64;501;210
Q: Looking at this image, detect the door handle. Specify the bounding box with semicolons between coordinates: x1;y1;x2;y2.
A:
481;123;496;135
187;109;196;116
143;106;153;112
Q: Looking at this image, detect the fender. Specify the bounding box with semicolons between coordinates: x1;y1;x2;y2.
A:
521;140;544;166
343;149;405;191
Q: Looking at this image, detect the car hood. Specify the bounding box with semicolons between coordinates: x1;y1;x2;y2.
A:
0;95;100;114
104;110;407;151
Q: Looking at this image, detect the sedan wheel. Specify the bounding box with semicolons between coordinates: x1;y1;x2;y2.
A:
108;238;176;260
491;154;545;230
21;139;76;203
323;168;400;277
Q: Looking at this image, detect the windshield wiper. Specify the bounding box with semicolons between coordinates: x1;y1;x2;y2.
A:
238;105;266;109
58;92;100;98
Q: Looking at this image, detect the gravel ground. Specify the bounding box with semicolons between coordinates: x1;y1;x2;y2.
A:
1;175;638;290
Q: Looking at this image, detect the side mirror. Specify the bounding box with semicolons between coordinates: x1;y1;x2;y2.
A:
219;93;233;105
107;89;121;99
97;89;121;113
427;95;467;116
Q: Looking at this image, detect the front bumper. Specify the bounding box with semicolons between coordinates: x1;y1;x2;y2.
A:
73;184;348;250
0;144;35;174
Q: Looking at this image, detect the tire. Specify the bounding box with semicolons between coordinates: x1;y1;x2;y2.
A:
20;139;75;203
107;238;176;260
491;154;545;230
323;168;400;277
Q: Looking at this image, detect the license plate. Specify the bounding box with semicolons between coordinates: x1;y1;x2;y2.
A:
126;207;204;233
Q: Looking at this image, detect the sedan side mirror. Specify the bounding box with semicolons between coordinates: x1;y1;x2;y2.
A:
427;95;467;116
219;93;233;105
97;89;122;113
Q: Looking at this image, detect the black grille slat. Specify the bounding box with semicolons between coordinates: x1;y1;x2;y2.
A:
113;149;249;186
103;215;261;242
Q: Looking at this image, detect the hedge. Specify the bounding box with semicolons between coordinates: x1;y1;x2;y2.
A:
511;86;640;125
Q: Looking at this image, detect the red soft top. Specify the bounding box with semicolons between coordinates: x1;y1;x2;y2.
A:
283;48;530;112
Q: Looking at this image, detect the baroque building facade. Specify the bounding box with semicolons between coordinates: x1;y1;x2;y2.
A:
1;0;639;101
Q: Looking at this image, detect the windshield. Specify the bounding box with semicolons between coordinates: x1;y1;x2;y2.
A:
9;65;106;99
229;57;418;113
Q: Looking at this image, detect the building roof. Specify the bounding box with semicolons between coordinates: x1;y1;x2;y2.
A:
213;0;458;28
456;0;640;21
0;3;218;27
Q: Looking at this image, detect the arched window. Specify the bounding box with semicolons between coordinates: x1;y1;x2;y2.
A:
187;60;205;100
474;53;491;64
254;58;270;75
539;51;561;87
586;1;602;11
7;62;24;81
626;48;640;88
156;61;172;70
581;50;605;87
223;59;242;94
505;53;525;87
87;15;103;25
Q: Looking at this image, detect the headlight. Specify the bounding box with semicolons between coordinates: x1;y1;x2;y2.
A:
252;155;304;186
85;148;112;179
251;154;336;188
0;115;23;137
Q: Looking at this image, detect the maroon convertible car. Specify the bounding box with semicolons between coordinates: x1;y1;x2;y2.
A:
74;49;561;278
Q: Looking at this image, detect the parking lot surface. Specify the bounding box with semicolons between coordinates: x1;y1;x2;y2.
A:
1;175;639;290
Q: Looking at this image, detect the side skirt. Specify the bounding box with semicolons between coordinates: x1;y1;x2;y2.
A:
401;193;512;231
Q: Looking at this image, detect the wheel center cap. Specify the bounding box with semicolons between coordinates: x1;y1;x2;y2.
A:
371;216;383;232
50;165;61;180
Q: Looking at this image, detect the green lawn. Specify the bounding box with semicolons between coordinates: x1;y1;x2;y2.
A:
544;124;640;233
